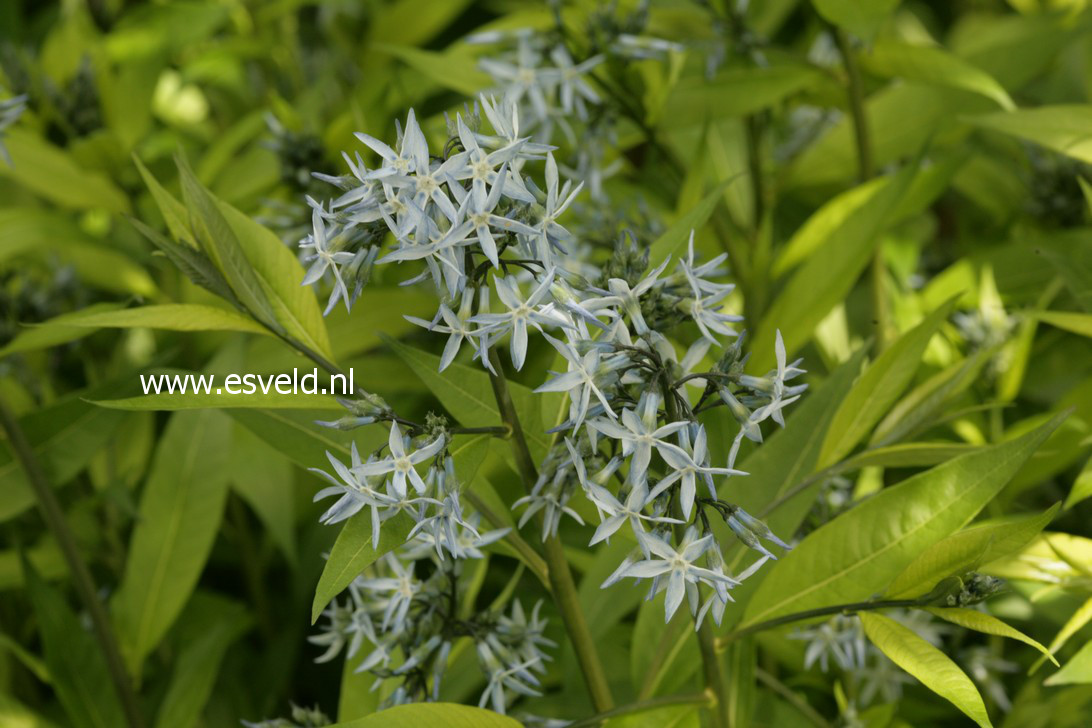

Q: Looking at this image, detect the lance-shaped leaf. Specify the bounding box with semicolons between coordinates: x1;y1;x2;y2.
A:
860;612;992;728
970;106;1092;165
176;154;282;331
311;512;413;624
926;607;1056;665
819;298;957;468
1046;641;1092;686
740;413;1065;627
750;160;918;372
885;505;1058;599
113;409;233;676
328;702;521;727
863;41;1015;110
23;559;126;728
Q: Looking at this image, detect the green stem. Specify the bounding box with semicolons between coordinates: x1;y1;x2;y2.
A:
567;692;711;728
755;668;829;728
485;349;614;713
831;25;888;353
463;491;550;589
0;396;146;728
660;375;730;728
716;597;923;650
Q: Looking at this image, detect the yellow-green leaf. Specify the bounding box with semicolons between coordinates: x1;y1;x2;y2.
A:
886;506;1058;599
819;299;956;468
1036;311;1092;338
863;42;1014;110
927;607;1056;664
330;702;521;728
741;414;1064;627
860;612;992;727
970;106;1092;165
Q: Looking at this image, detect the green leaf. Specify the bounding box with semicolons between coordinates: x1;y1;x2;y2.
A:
170;156;334;359
870;349;991;446
229;425;297;565
228;409;381;471
1065;456;1092;509
133;156;197;247
859;612;992;727
750;161;917;372
0;302;125;359
1036;311;1092;339
177;155;282;331
91;391;342;411
23;559;126;728
885;506;1058;599
0;387;127;522
811;0;900;40
1045;641;1092;686
153;596;252;728
330;702;521;727
376;44;491;96
863;41;1014;110
773;178;885;276
663;65;821;128
113;410;233;676
1;128;130;213
969;106;1092;165
312;511;413;623
1033;595;1092;674
740;413;1064;627
648;180;732;266
927;607;1056;665
382;335;552;462
775;155;962;276
26;304;271;337
818;300;957;468
841;442;980;470
0;210;156;296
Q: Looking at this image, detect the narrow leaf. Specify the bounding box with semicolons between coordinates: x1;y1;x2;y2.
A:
741;413;1064;626
113;410;233;675
819;299;956;468
927;607;1056;665
311;512;413;623
329;702;521;727
23;560;126;728
860;612;992;728
886;506;1058;599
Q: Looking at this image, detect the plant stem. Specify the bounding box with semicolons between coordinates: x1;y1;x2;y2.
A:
567;692;711;728
485;349;614;713
831;25;888;353
755;668;829;728
0;396;146;728
659;375;730;728
462;491;550;589
716;597;923;650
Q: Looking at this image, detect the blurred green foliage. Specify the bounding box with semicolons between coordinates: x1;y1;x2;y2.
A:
2;1;1092;727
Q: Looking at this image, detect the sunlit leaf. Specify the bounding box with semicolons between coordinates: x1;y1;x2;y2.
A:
860;612;992;727
741;414;1063;626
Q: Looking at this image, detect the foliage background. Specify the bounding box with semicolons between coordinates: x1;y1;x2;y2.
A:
1;0;1092;727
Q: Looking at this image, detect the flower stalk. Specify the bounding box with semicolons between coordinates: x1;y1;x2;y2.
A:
486;349;615;713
